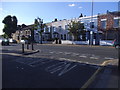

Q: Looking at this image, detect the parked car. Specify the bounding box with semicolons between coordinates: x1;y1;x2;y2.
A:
113;39;120;48
20;40;31;44
0;39;9;46
9;39;17;44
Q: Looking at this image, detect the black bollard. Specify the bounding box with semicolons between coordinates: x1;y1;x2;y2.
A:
22;44;24;53
27;44;29;49
32;43;34;50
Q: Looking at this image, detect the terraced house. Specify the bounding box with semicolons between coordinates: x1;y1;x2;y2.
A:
98;11;120;40
12;11;120;43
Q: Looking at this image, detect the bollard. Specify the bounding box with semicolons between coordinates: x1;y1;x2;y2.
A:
27;44;29;49
22;44;24;53
32;43;34;50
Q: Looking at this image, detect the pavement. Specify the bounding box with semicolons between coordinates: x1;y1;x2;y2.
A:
21;49;39;55
82;59;119;89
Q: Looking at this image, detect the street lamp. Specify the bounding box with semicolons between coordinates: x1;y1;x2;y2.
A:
89;0;94;46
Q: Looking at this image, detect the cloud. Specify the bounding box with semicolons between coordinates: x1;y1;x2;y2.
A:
78;6;82;9
68;4;76;7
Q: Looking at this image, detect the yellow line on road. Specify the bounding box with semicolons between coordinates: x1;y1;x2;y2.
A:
80;60;115;89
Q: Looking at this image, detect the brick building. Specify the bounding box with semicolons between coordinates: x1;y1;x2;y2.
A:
12;25;32;43
98;11;120;40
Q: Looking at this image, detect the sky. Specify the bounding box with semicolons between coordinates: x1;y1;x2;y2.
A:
0;1;119;35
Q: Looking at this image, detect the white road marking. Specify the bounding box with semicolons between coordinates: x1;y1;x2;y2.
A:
45;61;67;71
58;64;77;76
64;52;71;55
104;57;114;60
71;53;79;56
58;52;63;54
79;55;87;58
28;59;46;65
49;52;54;54
59;58;71;61
90;57;99;60
45;61;77;76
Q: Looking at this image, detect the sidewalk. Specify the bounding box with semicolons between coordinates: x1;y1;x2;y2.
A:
21;49;39;55
88;59;119;88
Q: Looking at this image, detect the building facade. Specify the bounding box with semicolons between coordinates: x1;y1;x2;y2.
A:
41;15;98;42
12;25;32;43
98;11;120;40
12;11;120;43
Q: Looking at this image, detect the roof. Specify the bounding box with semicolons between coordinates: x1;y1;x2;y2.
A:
22;24;34;30
98;11;120;16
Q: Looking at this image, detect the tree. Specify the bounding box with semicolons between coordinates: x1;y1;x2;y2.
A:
37;17;45;44
1;33;9;39
68;21;85;41
21;24;27;28
2;15;18;38
54;18;58;22
79;13;83;18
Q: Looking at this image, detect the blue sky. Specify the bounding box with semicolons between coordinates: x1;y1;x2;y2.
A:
0;2;119;35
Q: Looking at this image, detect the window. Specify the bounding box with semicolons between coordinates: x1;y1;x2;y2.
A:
113;19;120;28
27;31;30;34
101;21;106;29
59;26;62;32
65;25;68;30
26;31;27;34
64;34;66;40
90;22;94;28
61;34;63;40
53;27;56;32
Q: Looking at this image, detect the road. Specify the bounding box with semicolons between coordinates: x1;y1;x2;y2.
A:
1;44;118;88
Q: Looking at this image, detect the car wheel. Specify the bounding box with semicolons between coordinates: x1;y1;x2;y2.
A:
115;45;119;49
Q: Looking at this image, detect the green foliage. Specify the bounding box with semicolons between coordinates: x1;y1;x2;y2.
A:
68;21;85;40
1;33;9;39
2;15;18;38
21;35;28;40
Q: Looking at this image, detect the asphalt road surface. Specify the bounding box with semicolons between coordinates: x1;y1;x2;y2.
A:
1;44;118;88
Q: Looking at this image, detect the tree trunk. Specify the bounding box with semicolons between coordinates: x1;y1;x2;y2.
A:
40;34;42;44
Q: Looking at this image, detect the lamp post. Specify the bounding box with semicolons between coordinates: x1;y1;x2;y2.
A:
89;0;94;46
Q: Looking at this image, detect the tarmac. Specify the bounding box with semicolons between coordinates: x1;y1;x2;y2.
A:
15;48;119;89
1;45;119;89
81;59;119;89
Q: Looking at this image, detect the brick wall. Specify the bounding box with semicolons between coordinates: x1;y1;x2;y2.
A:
98;12;120;40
